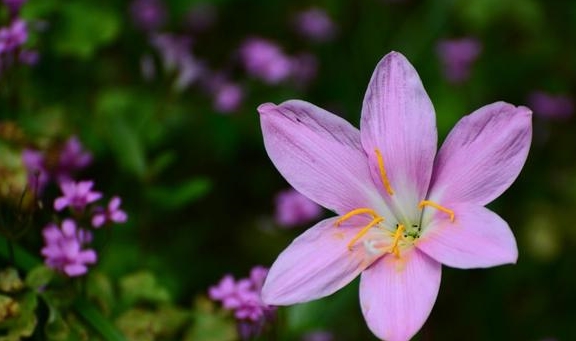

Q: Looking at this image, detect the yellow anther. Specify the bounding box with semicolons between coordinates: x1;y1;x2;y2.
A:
388;224;405;258
335;208;379;226
374;149;394;196
347;217;384;250
419;200;455;222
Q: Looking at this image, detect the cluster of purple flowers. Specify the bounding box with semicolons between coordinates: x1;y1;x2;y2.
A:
0;0;39;75
209;266;276;339
129;0;337;114
23;136;128;277
528;91;574;120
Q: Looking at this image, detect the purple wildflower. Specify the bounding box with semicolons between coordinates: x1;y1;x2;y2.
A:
21;148;50;193
3;0;26;15
0;19;27;54
239;38;292;84
275;188;322;227
18;49;39;65
258;52;531;341
150;33;203;90
129;0;167;32
294;8;336;43
527;91;573;120
21;136;92;194
213;82;244;113
436;37;482;84
41;219;97;277
54;181;102;212
57;136;93;180
290;53;318;86
92;196;128;228
209;266;276;339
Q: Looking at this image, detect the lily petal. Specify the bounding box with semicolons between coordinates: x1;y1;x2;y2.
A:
262;216;379;305
259;100;381;214
359;249;441;341
360;52;437;219
429;102;532;206
417;204;518;269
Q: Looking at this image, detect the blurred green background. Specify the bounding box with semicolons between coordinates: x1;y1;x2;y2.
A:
1;0;575;340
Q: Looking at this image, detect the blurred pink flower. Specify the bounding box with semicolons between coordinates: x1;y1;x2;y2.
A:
302;331;334;341
275;188;322;227
22;136;92;194
3;0;26;14
258;52;531;341
528;91;573;120
294;7;336;42
239;37;292;84
41;219;97;277
92;196;128;228
436;37;482;84
290;53;318;86
0;19;27;54
209;266;276;339
129;0;167;31
213;82;244;113
54;180;102;212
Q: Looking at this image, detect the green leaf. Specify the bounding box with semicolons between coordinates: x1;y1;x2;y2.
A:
52;2;121;59
146;178;212;210
185;297;236;341
0;268;24;294
119;271;171;306
74;298;127;341
24;266;54;291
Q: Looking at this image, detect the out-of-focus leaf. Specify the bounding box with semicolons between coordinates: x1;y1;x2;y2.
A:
184;297;236;341
0;291;37;340
119;271;170;306
24;266;54;291
146;177;212;210
53;3;121;59
115;306;189;341
86;272;115;316
44;305;69;341
73;298;127;341
0;268;24;293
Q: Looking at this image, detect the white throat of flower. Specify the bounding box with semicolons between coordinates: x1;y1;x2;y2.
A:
335;149;455;259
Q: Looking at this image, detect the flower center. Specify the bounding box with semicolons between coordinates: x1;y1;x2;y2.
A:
334;149;456;258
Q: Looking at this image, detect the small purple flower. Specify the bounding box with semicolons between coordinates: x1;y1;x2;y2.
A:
57;136;93;181
290;53;318;86
54;181;102;212
213;82;244;113
0;19;28;54
527;91;573;120
209;266;276;339
3;0;26;15
294;8;336;43
18;49;39;65
239;38;292;84
21;136;93;194
129;0;167;32
150;33;203;90
436;37;482;84
22;148;50;193
41;219;97;277
275;188;323;227
92;196;128;228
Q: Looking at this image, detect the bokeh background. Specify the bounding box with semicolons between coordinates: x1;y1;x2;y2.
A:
1;0;575;340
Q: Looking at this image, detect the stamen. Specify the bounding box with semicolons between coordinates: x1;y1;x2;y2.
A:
347;217;384;250
374;149;394;196
335;208;379;226
419;200;455;222
388;224;405;258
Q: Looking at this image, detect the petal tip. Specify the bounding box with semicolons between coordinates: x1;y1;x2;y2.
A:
257;102;277;115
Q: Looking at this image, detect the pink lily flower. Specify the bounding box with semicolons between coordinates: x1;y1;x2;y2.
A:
257;52;532;341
